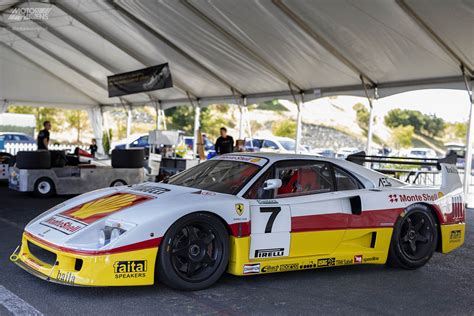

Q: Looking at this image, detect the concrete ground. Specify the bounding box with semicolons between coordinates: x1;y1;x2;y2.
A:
0;182;472;316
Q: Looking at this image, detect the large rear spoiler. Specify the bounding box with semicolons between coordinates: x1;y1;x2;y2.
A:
346;151;457;171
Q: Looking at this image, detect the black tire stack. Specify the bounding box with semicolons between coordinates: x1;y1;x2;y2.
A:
111;148;145;168
16;151;51;169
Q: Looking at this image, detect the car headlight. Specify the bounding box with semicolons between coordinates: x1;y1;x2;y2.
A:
98;226;126;247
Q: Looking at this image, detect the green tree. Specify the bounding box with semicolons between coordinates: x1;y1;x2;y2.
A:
391;125;414;148
352;102;371;131
164;106;194;135
384;109;444;137
8;105;58;131
65;110;88;143
272;120;296;138
423;114;445;137
453;122;467;139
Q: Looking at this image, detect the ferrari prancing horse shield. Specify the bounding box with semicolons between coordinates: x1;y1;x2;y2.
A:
235;203;245;216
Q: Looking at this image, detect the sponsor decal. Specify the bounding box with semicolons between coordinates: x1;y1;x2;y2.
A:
243;263;260;274
261;265;279;273
336;258;353;265
438;191;444;199
354;255;363;264
317;258;335;267
257;199;278;205
389;193;438;203
261;263;299;273
61;193;151;224
255;248;284;258
379;178;392;187
235;203;245;216
192;190;217;196
57;270;75;285
363;256;379;263
131;184;169;196
300;262;318;269
113;260;147;279
40;215;87;235
449;230;462;243
217;155;267;166
388;194;399;203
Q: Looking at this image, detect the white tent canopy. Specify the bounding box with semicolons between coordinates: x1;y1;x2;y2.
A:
0;0;471;108
0;0;473;190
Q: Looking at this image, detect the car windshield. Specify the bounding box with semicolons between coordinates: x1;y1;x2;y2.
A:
166;159;262;195
280;140;295;151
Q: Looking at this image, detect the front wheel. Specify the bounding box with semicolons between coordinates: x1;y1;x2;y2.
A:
157;213;229;291
33;177;55;197
387;204;438;269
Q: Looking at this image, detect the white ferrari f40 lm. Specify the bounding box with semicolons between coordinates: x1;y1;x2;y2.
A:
11;153;465;290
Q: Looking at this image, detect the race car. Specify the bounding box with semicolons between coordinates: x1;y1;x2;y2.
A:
11;153;465;290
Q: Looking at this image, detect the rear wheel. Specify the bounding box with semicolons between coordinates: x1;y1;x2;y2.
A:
387;204;438;269
157;213;229;291
110;179;127;187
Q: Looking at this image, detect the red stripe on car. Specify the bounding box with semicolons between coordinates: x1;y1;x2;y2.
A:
291;208;404;232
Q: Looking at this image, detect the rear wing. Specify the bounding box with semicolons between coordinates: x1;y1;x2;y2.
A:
347;152;461;192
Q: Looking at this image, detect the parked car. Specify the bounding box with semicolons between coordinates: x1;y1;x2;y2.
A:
335;147;360;159
113;134;150;150
407;148;437;159
311;148;335;158
183;136;216;159
0;132;35;147
244;136;308;154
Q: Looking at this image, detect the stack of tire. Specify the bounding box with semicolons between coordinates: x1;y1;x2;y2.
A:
16;150;51;169
111;148;145;168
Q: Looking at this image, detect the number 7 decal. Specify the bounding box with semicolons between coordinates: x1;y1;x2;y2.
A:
260;207;281;233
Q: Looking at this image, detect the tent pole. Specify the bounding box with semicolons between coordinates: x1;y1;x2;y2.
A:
361;77;376;154
125;108;132;149
238;104;244;140
462;73;473;200
193;102;201;160
295;93;304;154
366;88;378;155
0;100;8;114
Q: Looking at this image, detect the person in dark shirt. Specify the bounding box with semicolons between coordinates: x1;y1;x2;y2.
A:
215;127;234;155
37;121;51;150
89;138;98;157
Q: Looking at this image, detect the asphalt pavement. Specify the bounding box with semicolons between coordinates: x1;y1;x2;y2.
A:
0;182;473;316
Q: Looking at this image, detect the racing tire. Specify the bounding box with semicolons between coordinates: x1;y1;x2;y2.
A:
387;204;438;269
110;179;127;187
16;151;51;169
111;149;145;168
33;177;56;198
157;213;229;291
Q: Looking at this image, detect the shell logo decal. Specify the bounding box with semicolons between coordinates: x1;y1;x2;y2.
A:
61;193;152;224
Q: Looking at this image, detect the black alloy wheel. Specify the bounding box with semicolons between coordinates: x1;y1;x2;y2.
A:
388;204;438;269
157;213;229;290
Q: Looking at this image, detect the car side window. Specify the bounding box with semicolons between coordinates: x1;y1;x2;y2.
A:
263;140;278;150
334;166;363;191
275;161;334;198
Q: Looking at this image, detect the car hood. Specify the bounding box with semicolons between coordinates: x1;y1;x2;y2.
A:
25;182;237;250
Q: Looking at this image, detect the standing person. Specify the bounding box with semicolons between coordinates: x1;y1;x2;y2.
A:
89;138;98;157
215;127;234;155
37;121;51;150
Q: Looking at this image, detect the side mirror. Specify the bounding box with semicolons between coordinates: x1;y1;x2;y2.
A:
263;179;282;190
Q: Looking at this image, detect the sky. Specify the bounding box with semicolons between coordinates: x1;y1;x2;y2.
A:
307;89;471;123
